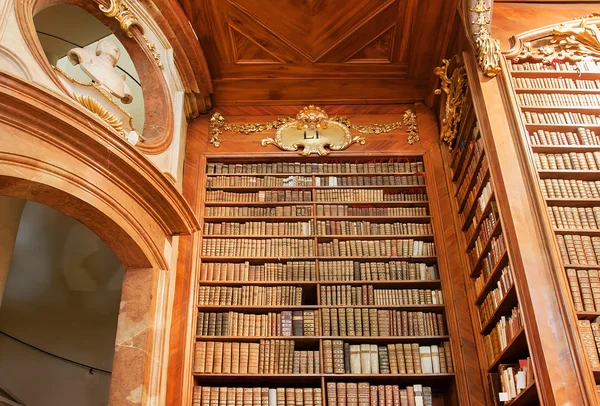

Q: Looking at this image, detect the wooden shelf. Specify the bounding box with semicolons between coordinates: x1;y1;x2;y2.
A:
593;368;600;382
315;201;430;206
537;170;600;181
576;311;600;320
464;194;496;236
531;145;600;153
459;169;491;216
462;192;495;231
206;185;426;191
206;172;423;177
200;257;318;262
319;305;446;311
316;234;435;241
554;228;600;236
317;256;438;263
197;280;442;288
191;373;455;384
315;216;431;222
204;216;314;221
480;287;518;335
456;149;485;200
205;201;314;207
488;328;528;372
455;147;482;192
203;234;315;238
564;263;600;270
515;87;600;94
526;124;600;131
520;105;600;113
475;250;510;305
546;198;600;207
469;220;503;278
194;335;451;344
504;382;538;406
510;70;600;78
452;142;476;183
197;304;445;311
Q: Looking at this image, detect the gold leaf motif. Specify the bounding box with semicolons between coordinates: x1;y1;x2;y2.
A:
470;0;501;77
99;0;144;38
209;105;419;154
514;19;600;64
73;93;124;135
434;59;468;149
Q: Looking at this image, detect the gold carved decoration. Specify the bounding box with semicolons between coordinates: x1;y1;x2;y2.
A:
99;0;144;38
434;59;468;148
470;0;501;77
143;35;164;70
73;93;124;135
513;19;600;64
209;105;420;155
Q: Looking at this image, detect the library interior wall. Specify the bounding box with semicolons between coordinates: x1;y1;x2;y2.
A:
0;200;124;406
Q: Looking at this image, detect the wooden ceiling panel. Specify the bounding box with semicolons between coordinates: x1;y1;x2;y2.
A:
178;0;459;105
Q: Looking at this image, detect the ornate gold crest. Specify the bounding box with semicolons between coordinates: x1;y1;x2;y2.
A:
208;105;420;155
434;59;469;149
469;0;501;77
513;19;600;63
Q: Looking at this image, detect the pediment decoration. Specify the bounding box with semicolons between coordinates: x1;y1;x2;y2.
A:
512;18;600;64
209;105;419;155
434;59;468;149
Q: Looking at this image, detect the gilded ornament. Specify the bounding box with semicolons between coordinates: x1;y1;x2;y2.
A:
73;93;124;135
469;0;501;77
209;105;420;154
143;35;164;70
434;59;468;148
514;19;600;63
99;0;144;38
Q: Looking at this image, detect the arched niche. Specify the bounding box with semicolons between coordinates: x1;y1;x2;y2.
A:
15;0;175;154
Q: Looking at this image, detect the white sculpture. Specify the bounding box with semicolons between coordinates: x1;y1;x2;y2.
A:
67;39;133;104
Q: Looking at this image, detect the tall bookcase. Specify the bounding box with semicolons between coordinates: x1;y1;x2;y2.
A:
440;79;539;405
191;155;463;406
501;55;600;400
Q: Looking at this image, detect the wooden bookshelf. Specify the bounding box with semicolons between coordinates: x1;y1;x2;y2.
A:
190;156;462;406
440;77;538;405
505;55;600;399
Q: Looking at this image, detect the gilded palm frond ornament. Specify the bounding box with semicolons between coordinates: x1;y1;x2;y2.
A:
209;105;420;155
434;59;468;149
513;19;600;63
469;0;501;77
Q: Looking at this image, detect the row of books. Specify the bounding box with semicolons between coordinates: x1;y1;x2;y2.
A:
466;204;498;243
322;309;446;337
207;176;314;188
517;92;600;107
464;182;494;228
539;178;600;199
522;111;600;125
205;205;313;217
314;190;426;203
200;261;316;282
317;239;436;258
315;221;433;237
468;233;506;272
475;263;513;300
533;152;600;171
513;76;600;90
206;162;424;175
318;261;438;282
456;137;484;196
192;387;322;406
322;340;453;375
578;319;600;368
556;234;600;265
204;221;314;236
484;307;523;366
566;268;600;312
529;128;599;146
206;190;313;203
316;205;428;217
201;238;315;257
314;175;425;187
195;310;319;337
507;59;600;71
197;286;303;306
547;205;600;230
468;210;500;254
193;340;320;374
460;174;491;222
326;382;433;406
479;275;514;328
458;159;489;206
320;286;443;306
495;359;535;403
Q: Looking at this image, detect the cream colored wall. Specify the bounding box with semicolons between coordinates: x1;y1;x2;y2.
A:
0;201;123;406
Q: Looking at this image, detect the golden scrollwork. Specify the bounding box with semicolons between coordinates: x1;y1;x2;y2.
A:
143;35;164;70
402;110;420;145
73;93;124;135
209;112;292;148
99;0;144;38
469;0;501;77
514;19;600;63
434;59;468;149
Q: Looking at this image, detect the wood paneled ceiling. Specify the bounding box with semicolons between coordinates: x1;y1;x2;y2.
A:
179;0;458;106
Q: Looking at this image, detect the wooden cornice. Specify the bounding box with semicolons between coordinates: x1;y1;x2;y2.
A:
0;71;200;236
139;0;214;114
